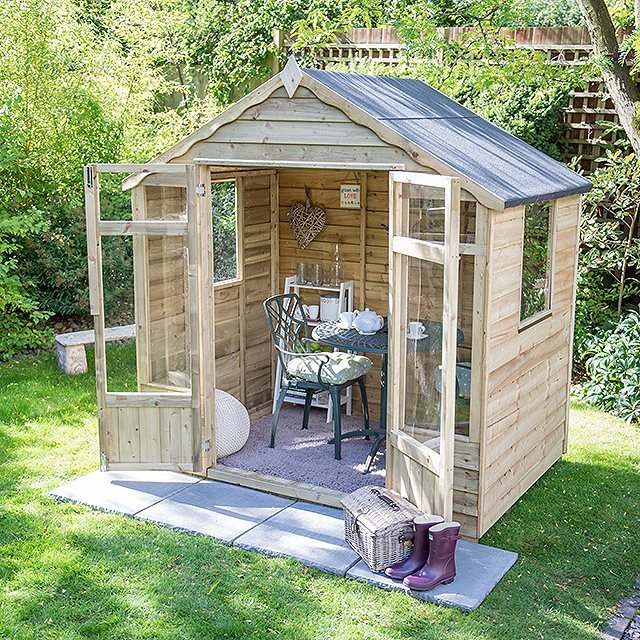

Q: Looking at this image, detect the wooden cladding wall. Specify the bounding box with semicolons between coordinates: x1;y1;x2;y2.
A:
278;168;388;419
104;405;194;470
174;87;425;170
480;195;580;536
214;173;275;415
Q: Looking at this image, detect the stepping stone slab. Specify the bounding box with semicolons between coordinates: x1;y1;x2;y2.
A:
136;480;294;544
49;470;198;516
234;502;359;576
346;539;518;611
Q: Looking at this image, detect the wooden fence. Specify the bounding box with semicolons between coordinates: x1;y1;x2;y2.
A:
285;27;626;173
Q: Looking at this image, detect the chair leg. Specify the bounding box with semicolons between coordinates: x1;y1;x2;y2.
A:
330;388;342;460
358;377;370;431
302;389;314;430
271;385;288;448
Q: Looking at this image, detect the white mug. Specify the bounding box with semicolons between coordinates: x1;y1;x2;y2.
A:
408;321;425;338
302;304;310;317
307;305;320;320
339;311;356;328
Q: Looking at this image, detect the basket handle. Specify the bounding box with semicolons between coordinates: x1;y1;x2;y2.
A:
371;488;400;511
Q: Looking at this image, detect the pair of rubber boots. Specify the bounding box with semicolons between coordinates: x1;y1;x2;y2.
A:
385;515;461;591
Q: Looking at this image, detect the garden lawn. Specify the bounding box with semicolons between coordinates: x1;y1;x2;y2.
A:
0;349;639;640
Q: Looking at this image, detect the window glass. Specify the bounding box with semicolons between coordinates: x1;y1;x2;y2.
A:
211;180;238;283
521;201;553;322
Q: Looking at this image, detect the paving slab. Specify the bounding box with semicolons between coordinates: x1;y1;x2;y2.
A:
136;480;294;544
234;502;359;576
49;470;199;516
346;539;518;611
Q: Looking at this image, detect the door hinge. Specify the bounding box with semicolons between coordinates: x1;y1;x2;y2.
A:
85;165;94;189
202;439;212;452
196;183;206;197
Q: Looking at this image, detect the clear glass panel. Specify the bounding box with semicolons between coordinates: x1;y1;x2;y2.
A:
402;257;445;453
98;173;134;221
521;201;552;321
146;234;191;390
145;185;186;221
407;185;476;244
102;236;137;392
211;180;238;282
102;231;191;393
455;254;475;437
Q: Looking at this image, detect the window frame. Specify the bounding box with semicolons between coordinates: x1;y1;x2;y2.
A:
518;199;556;331
210;177;243;289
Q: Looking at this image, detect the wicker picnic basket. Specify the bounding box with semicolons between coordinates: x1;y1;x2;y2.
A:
341;486;423;573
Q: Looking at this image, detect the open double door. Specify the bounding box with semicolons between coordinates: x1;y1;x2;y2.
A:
387;172;462;521
85;163;215;474
85;163;466;519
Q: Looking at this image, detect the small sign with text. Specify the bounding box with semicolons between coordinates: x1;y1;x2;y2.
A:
340;184;361;209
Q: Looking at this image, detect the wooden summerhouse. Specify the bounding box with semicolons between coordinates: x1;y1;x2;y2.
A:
84;58;592;540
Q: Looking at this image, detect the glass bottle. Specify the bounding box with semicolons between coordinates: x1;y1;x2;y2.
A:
329;243;342;286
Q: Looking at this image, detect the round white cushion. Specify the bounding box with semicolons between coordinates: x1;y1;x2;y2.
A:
216;390;250;458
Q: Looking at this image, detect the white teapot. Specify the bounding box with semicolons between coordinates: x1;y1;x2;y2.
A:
353;308;384;335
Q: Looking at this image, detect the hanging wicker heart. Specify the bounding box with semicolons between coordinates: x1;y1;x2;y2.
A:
288;189;325;249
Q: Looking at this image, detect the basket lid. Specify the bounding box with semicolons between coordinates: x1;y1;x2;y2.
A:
341;486;422;535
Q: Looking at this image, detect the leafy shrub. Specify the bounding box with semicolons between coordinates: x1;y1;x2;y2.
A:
579;310;640;423
573;151;640;373
0;97;53;360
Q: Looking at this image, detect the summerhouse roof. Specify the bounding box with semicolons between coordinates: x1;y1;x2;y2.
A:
303;68;592;209
125;58;591;209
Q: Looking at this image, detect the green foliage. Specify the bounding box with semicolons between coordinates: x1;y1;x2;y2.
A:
579;310;640;423
0;0;221;339
0;95;53;360
574;151;640;370
506;0;582;26
211;181;239;282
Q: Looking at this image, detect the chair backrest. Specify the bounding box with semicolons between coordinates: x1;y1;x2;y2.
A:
263;293;311;372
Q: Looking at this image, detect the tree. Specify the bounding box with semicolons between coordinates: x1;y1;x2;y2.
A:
575;0;640;155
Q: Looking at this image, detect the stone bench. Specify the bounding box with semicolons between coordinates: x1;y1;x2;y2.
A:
55;325;136;374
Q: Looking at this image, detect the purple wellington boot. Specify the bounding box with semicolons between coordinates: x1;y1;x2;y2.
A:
403;521;461;591
385;514;444;580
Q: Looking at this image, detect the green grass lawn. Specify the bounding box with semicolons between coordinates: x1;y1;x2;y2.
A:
0;349;639;640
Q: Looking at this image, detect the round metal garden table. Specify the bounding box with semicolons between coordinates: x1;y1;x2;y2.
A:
312;320;461;473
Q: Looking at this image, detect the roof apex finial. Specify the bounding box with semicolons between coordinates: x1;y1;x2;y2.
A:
281;55;303;98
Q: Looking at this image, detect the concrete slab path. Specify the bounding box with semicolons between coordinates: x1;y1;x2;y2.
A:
50;471;517;611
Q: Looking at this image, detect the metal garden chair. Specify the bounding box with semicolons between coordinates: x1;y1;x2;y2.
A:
264;293;372;460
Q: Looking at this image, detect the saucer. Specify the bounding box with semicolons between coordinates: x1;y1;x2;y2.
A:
408;333;427;340
356;329;378;336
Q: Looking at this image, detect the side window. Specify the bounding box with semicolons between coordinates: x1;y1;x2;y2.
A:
520;200;553;324
211;179;239;283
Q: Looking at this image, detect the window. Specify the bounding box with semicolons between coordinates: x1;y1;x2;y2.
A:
520;200;553;324
211;180;239;283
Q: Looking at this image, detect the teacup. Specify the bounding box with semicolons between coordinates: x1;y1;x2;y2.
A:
339;311;356;328
408;321;425;339
307;305;320;320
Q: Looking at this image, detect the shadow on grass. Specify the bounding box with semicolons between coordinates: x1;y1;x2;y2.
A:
2;509;344;640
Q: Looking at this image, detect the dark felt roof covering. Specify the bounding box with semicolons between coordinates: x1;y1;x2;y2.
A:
304;69;592;208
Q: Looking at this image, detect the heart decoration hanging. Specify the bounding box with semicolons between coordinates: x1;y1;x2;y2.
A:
288;187;325;249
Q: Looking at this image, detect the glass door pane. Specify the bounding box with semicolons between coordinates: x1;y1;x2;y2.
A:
403;256;445;454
